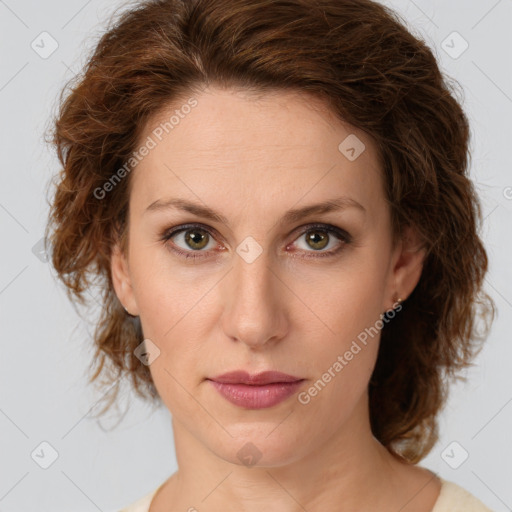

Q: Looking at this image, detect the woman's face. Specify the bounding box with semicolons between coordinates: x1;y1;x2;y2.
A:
112;86;424;466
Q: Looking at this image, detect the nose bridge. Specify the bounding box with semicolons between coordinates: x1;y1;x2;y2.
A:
221;244;286;347
235;247;273;305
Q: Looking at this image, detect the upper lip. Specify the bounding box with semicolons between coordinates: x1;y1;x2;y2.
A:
209;370;303;385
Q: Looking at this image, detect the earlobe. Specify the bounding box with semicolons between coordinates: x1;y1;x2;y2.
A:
111;243;139;316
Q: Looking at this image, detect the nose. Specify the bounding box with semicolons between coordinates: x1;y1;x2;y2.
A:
220;245;289;349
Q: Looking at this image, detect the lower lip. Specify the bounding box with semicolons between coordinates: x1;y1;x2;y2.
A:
208;380;304;409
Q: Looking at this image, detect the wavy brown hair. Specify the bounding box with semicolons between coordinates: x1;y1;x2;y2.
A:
45;0;495;463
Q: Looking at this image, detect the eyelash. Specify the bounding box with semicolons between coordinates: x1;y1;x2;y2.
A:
160;222;352;261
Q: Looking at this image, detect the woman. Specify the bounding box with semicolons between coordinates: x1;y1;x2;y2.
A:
45;0;496;510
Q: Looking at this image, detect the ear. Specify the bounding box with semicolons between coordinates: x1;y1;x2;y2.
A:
385;224;426;310
111;242;140;316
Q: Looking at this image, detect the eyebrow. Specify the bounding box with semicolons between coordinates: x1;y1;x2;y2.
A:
144;196;366;226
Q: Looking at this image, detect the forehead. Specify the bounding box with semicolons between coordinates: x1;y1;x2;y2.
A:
129;87;384;216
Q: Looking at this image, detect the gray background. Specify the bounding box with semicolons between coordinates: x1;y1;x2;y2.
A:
0;0;511;510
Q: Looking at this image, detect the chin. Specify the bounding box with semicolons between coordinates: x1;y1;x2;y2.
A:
208;424;309;469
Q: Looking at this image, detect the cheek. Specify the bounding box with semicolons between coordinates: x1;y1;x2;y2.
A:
128;239;188;336
148;361;204;431
297;291;384;424
294;251;387;390
296;247;388;342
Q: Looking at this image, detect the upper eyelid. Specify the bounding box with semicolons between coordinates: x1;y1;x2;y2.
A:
164;223;222;243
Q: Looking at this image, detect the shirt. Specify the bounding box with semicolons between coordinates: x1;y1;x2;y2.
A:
117;477;493;511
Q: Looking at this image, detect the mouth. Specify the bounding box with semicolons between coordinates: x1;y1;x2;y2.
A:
207;370;305;409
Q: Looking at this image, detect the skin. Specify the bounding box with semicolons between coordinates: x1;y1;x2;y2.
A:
111;86;442;511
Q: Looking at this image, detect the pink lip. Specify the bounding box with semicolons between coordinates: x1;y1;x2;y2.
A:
207;370;305;409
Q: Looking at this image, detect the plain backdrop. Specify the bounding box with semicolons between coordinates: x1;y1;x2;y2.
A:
1;0;511;510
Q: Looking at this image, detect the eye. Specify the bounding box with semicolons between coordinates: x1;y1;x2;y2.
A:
288;223;352;258
160;222;352;261
161;223;221;260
